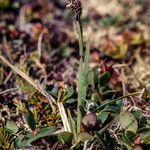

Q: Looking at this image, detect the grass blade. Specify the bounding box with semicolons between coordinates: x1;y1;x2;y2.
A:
0;55;56;113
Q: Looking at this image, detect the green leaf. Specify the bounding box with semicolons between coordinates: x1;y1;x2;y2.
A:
100;72;110;87
71;132;94;149
24;111;36;131
106;104;121;113
77;58;84;133
87;69;95;88
140;131;150;144
77;132;94;142
14;134;26;148
66;86;74;99
119;111;138;133
77;23;91;134
68;109;77;140
91;92;100;103
125;130;136;143
132;110;142;120
93;68;100;89
87;67;100;89
65;98;76;105
22;126;57;144
97;112;109;124
58;131;73;144
6;120;19;133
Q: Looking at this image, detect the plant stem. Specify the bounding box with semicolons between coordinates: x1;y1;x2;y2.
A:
77;19;84;134
77;20;83;57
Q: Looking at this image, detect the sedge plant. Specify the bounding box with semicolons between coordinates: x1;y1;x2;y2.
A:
67;0;91;134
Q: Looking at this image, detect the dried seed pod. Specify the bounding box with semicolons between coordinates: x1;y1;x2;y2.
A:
81;113;97;131
66;0;82;21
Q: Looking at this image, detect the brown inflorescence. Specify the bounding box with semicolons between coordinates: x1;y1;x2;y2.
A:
66;0;82;21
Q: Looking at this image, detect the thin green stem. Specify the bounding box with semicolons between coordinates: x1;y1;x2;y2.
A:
93;91;142;113
77;18;90;134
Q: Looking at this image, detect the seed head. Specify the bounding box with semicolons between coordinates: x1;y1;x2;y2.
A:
66;0;82;21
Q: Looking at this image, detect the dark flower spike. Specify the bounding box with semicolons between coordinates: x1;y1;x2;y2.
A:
66;0;82;21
